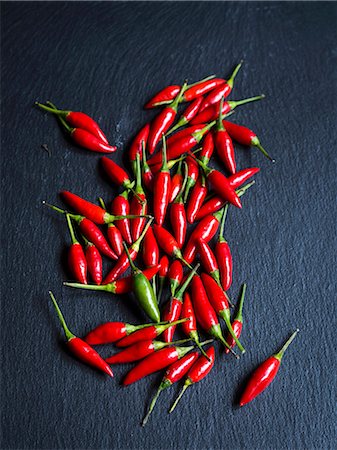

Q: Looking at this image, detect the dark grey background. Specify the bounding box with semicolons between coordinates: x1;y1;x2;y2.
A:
1;2;336;449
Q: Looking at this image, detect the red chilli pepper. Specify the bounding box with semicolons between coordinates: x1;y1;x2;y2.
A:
199;62;242;112
131;153;148;241
153;135;171;225
190;275;238;357
142;227;159;269
82;236;102;285
111;188;132;245
183;78;225;102
169;346;215;412
144;85;180;109
106;223;123;257
65;214;87;284
115;318;188;348
215;205;232;291
157;255;169;303
166;97;203;136
147;83;187;155
142;142;154;191
225;283;246;353
49;292;113;377
198;240;221;286
129;123;150;175
214;97;236;174
186;174;207;224
153;224;192;268
240;330;299;406
101;157;134;192
223;120;274;162
199;132;214;165
168;160;183;203
170;164;188;248
183;156;199;202
168;260;183;297
166;124;206;146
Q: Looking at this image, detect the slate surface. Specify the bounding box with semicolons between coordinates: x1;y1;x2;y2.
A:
1;2;336;449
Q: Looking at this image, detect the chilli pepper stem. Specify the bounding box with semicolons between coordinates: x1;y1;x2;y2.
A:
176;163;189;203
161;134;168;172
229;94;265;108
49;291;74;340
219;204;229;243
122;242;138;273
237;283;247;322
227;61;243;88
169;382;191;413
251;137;275;163
98;197;107;210
217;96;225;130
66;214;77;244
274;329;299;361
46;101;73;133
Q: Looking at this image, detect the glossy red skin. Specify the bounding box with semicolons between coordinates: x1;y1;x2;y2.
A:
182;97;203;121
201;273;229;313
102;246;138;284
85;244;102;285
61;191;106;224
116;326;158;348
207;170;242;209
79;217;117;259
67;112;108;144
186;156;199;186
111;193;132;245
225;320;243;354
129;123;150;163
191;101;231;125
142;227;159;268
145;85;180;109
69;243;87;284
183;214;220;264
170;203;187;248
168;260;183;289
153;225;180;258
84;322;128;345
215;241;232;291
164;351;199;384
153;172;171;225
181;293;197;336
186;177;207;224
169;172;183;203
184;78;225;101
214;129;236;174
114;266;160;294
199;83;232;112
159;255;169;277
148;134;197;167
101;157;131;187
240;357;280;406
148;107;177;154
162;298;183;342
130;192;147;241
198;241;218;274
67;337;113;376
107;224;123;257
143;167;154;191
167;124;206;146
228;168;260;189
106;340;156;364
200;133;214;164
223;121;256;146
71;129;116;153
190;275;218;331
123;347;180;385
187;346;215;383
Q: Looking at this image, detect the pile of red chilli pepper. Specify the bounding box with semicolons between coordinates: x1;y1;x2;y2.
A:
37;62;298;425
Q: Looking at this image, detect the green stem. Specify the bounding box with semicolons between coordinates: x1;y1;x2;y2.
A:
190;332;211;361
251;136;275;163
122;242;139;274
222;311;245;353
177;162;189;204
141;383;167;426
236;283;247;322
135;152;144;192
49;291;74;341
64;281;117;294
218;204;229;243
193;120;217;143
46;101;72;133
131;218;153;253
66;213;78;244
187;75;215;89
98;197;107;210
274;329;299;361
217;96;225;131
226;60;243;89
174;264;200;300
169;382;191;413
160;134;168;172
170;81;188;112
228;94;265;110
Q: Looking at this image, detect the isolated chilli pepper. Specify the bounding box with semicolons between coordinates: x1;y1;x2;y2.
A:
157;255;169;304
225;284;246;353
153;136;171;225
199;132;214;165
190;275;238;357
162;265;199;343
215;205;232;291
84;318;169;345
142;142;154;191
186;174;207;224
214;97;236;174
168;260;183;298
183;156;199;202
166;97;203;136
82;235;102;285
64;265;160;296
35;102;109;144
240;330;299;407
65;214;87;284
129;123;150;175
153;224;192;268
131;153;147;241
111;188;132;245
169;346;215;412
201;273;245;353
147;82;187;155
170;165;188;248
123;242;161;323
223;120;274;162
199;61;242;112
168;160;183;203
49;292;113;377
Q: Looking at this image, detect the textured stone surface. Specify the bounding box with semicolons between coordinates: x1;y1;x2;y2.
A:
1;2;336;449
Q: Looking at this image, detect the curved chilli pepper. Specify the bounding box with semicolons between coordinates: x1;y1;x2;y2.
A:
240;330;299;406
153;224;192;269
198;240;221;286
64;265;160;298
116;319;188;348
44;202;118;259
215;205;232;291
101;156;138;196
199;62;242;112
168;260;183;297
83;237;102;285
123;242;160;323
191;95;265;125
66;126;116;153
123;344;195;386
168;160;183;203
225;283;246;353
129;123;150;175
106;223;123;257
183;78;225;102
183;156;199;202
142;142;154;191
157;255;169;304
214;97;236;174
84;318;168;346
66;214;87;284
190;275;238;357
223;120;274;162
201;273;245;353
170;165;188;248
131;153;147;241
169;346;215;412
199;132;214;166
142;227;159;269
153;135;171;225
183;208;223;265
186;174;207;224
147;83;187;155
49;292;113;377
181;292;210;360
103;219;153;284
162;265;199;343
166;124;206;146
166;97;203;136
111;188;132;245
36;102;109;144
144;85;180;109
142;350;200;426
106;338;190;365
